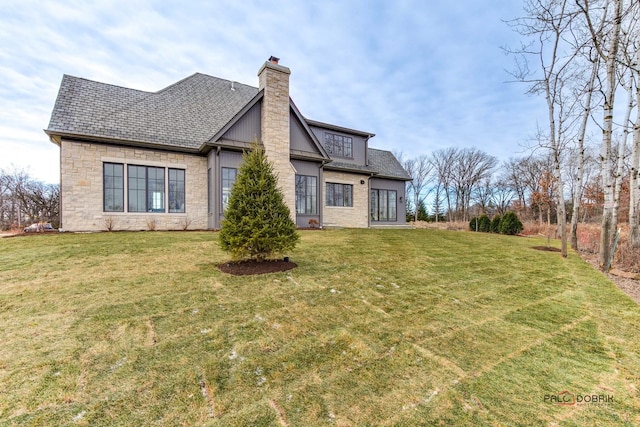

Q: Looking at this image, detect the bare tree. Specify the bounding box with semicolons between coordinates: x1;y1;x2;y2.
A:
576;0;626;268
473;178;496;215
493;178;516;215
507;0;593;257
451;148;498;222
403;155;433;221
0;167;60;230
570;58;600;250
431;148;459;222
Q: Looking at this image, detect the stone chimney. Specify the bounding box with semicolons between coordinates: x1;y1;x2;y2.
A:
258;56;296;221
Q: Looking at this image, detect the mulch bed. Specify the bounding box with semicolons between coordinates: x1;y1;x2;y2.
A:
218;259;298;276
531;246;562;252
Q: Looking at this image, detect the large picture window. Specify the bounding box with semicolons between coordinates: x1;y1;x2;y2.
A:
324;133;353;158
103;162;185;214
221;167;237;212
103;163;124;212
371;189;397;221
295;175;317;214
326;182;353;207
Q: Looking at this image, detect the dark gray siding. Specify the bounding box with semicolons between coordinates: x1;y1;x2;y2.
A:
291;114;321;155
309;126;367;166
220;101;261;143
370;178;407;224
292;159;322;228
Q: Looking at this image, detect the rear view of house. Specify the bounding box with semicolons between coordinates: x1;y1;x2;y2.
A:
45;57;411;231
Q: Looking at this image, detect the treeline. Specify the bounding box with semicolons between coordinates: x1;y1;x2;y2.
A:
400;148;603;224
400;144;625;234
402;0;640;269
0;167;59;230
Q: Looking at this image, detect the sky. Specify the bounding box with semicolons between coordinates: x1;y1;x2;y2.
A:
1;0;547;184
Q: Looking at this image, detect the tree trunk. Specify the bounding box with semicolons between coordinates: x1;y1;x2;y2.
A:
570;59;598;251
630;46;640;247
598;0;623;270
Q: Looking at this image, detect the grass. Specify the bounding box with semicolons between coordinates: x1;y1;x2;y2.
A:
1;229;639;426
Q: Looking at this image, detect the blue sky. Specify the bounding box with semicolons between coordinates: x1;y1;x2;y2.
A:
1;0;546;184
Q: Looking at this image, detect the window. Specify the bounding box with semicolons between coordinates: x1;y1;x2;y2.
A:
326;183;353;207
221;167;237;212
371;189;397;221
128;165;147;212
295;175;317;214
324;133;353;158
168;168;185;213
103;163;124;212
103;163;186;214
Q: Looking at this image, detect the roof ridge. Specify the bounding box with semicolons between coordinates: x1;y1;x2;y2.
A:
62;74;152;94
190;72;258;91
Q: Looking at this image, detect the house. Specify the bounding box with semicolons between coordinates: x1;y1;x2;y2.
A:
45;57;411;231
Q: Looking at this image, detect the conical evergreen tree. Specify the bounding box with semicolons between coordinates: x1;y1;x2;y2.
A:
219;145;299;261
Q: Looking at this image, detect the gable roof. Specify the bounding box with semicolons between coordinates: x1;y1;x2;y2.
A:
45;72;410;181
46;73;258;150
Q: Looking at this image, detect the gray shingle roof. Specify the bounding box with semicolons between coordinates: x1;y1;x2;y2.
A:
367;148;412;180
46;72;410;181
325;149;411;181
47;73;259;150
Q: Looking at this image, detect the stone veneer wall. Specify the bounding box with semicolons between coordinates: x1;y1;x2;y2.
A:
60;139;208;231
322;171;369;228
258;61;297;221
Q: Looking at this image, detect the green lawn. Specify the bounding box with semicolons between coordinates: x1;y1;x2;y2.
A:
1;229;639;426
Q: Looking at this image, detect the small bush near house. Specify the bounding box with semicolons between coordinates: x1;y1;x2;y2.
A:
491;214;501;233
219;145;299;261
499;211;524;235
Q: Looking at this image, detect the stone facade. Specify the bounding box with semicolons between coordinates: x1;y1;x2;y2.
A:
322;170;370;228
258;60;297;221
60;139;208;231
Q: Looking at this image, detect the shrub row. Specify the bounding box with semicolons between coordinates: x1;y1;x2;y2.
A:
469;212;523;236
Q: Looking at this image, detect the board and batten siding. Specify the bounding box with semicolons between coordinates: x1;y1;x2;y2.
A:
219;101;262;144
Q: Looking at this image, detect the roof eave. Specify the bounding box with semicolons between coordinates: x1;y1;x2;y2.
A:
305;118;375;138
44;130;202;154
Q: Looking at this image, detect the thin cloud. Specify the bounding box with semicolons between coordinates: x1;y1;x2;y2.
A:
1;0;544;183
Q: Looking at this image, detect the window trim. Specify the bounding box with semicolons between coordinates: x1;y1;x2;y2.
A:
102;161;186;214
325;182;353;207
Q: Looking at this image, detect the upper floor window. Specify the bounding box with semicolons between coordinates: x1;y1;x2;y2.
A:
324;133;353;158
326;183;353;207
